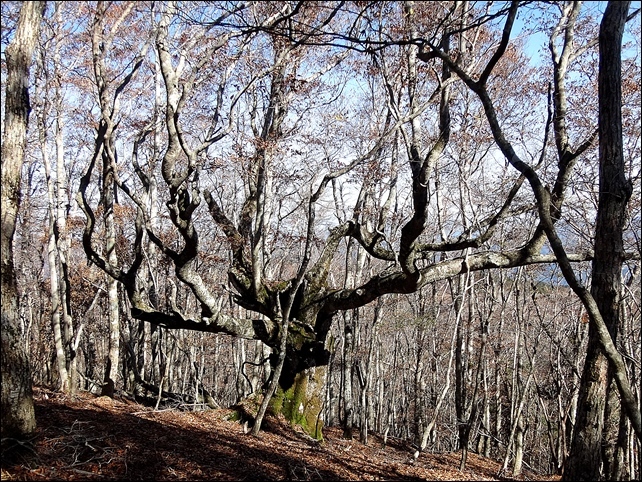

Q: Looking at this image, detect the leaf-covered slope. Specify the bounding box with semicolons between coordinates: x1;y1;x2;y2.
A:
1;388;560;481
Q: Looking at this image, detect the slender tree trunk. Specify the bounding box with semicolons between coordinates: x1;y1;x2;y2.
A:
36;20;76;393
460;291;485;472
234;338;248;401
500;369;534;475
251;301;289;436
52;20;77;391
358;363;368;444
1;0;45;445
89;3;122;399
101;127;121;397
513;412;526;476
359;303;380;444
54;47;77;395
340;240;366;439
453;274;467;451
44;156;70;392
494;350;503;455
413;321;426;448
150;324;161;386
493;275;508;456
101;168;120;397
565;3;634;480
512;285;527;477
479;360;491;457
128;53;163;396
375;333;385;434
419;302;459;451
342;311;355;439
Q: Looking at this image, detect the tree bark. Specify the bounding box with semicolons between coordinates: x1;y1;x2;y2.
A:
564;2;635;480
43;133;70;393
1;0;45;445
35;14;77;393
341;312;355;439
424;0;640;448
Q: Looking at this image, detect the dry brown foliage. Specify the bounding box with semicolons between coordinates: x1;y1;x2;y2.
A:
1;388;561;481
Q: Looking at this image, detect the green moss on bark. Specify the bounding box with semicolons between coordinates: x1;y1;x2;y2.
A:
269;367;326;440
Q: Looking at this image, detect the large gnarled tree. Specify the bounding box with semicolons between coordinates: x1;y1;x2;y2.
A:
75;1;640;449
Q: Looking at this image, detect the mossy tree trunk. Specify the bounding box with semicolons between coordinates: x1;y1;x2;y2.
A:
269;366;328;440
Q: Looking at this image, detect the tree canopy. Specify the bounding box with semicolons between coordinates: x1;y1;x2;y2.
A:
1;1;640;479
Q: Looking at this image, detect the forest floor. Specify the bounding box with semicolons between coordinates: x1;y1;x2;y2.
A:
1;387;562;481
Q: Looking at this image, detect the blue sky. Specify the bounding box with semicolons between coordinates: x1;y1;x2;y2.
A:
511;1;641;66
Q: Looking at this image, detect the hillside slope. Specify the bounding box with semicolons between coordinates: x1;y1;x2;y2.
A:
1;388;560;481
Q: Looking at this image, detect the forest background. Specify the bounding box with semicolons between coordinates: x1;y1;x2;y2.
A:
1;1;640;481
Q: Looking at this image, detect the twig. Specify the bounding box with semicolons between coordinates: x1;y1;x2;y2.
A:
71;468;105;477
131;408;175;415
1;437;38;456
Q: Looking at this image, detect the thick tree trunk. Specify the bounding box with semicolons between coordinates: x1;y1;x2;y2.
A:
267;321;331;439
603;377;628;481
565;338;609;479
564;2;634;480
245;286;331;439
269;366;327;440
1;0;45;446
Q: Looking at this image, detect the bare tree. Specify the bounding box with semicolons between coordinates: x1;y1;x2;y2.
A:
33;1;80;395
564;2;638;480
64;1;639;445
1;0;46;445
